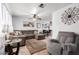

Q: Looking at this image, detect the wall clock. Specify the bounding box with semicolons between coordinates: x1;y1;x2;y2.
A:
61;7;79;25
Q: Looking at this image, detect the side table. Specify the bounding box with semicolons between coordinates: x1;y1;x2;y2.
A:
5;39;22;55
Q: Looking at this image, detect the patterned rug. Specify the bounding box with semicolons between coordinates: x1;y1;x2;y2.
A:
26;39;46;54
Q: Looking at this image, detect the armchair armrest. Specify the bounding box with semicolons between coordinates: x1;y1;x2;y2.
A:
48;39;61;55
50;39;59;43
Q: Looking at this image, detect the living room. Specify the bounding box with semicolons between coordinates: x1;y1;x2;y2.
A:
1;3;79;55
0;3;53;55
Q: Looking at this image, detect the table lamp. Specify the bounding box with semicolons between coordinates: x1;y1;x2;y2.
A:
2;24;13;41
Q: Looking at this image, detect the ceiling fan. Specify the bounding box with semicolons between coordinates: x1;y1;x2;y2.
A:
26;3;46;21
32;14;41;20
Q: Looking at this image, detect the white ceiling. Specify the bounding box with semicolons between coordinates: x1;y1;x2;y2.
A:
6;3;71;20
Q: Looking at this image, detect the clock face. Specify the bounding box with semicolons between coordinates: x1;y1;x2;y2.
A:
61;7;79;25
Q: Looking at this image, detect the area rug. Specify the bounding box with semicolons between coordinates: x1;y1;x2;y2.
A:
26;39;46;54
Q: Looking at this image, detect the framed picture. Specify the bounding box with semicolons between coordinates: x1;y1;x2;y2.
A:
36;23;41;28
50;21;52;26
23;21;34;27
42;23;49;29
44;23;48;28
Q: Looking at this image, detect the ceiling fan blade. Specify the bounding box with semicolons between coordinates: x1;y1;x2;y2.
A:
36;16;41;20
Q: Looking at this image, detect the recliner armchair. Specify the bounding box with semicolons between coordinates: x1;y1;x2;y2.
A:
47;31;79;55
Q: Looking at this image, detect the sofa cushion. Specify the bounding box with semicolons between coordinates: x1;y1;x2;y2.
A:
59;36;66;43
65;37;75;43
58;32;76;43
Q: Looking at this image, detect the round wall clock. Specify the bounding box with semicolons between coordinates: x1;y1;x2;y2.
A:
61;7;79;25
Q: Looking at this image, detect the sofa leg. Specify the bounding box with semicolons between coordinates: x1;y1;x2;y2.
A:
60;48;63;55
48;52;52;55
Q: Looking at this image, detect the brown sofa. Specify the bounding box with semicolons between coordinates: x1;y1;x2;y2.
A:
9;30;36;47
48;31;79;55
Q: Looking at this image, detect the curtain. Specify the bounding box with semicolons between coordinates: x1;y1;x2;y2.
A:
2;4;13;33
0;3;5;55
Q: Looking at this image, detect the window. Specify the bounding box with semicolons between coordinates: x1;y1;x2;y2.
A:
2;4;13;32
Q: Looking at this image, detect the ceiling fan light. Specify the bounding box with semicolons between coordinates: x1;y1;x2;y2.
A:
33;18;36;21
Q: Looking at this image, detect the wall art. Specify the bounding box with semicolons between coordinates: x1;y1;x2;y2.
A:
61;7;79;25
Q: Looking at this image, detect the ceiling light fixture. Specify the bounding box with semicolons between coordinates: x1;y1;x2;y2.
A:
39;3;45;8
